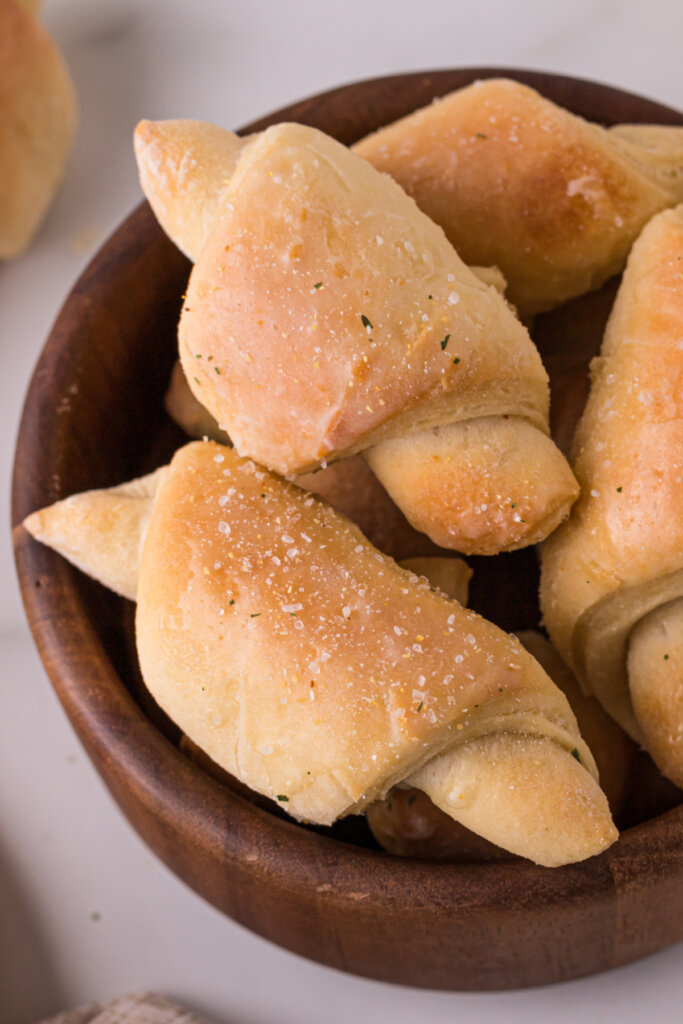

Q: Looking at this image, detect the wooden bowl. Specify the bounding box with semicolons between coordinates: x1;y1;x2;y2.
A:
12;69;683;990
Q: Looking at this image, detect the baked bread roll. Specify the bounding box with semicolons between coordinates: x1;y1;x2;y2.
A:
353;78;683;317
368;570;632;861
0;0;76;258
135;118;578;555
541;204;683;786
24;440;616;866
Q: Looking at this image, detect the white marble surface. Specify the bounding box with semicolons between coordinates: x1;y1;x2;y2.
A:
3;1;683;1021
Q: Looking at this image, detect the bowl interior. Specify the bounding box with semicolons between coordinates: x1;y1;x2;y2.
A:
12;68;683;990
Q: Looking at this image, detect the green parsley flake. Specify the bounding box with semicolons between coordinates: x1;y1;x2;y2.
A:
571;748;582;763
250;613;261;618
475;132;488;139
440;334;451;350
214;366;221;375
617;486;623;493
361;314;373;330
277;794;289;802
417;701;424;713
453;357;461;365
313;281;323;289
664;654;670;660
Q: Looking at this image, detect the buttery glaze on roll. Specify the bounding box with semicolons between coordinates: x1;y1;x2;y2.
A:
354;78;683;317
24;441;616;866
134;118;578;555
541;205;683;786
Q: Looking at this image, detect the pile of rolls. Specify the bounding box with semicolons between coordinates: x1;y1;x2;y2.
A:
24;77;683;867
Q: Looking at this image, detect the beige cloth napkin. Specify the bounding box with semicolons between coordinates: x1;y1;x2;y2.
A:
38;992;214;1024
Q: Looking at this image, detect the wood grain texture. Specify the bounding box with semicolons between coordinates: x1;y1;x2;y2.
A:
11;69;683;990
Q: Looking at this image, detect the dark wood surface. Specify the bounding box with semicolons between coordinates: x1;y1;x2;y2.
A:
11;69;683;990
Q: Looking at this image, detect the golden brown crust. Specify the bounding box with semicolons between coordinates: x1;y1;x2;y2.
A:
0;0;76;258
23;441;616;864
133;441;614;864
353;79;683;316
178;122;549;474
540;205;683;782
134;119;250;262
368;632;631;863
137;117;578;555
23;468;166;601
409;733;613;868
365;416;579;555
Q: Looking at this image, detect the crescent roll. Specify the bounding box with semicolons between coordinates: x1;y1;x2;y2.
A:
353;78;683;317
24;440;616;866
540;204;683;785
134;118;578;555
0;0;76;258
368;580;633;862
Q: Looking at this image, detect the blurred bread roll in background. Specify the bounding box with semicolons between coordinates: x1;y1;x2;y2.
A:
0;0;76;258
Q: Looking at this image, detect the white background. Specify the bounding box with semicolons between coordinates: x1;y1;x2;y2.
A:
2;1;683;1021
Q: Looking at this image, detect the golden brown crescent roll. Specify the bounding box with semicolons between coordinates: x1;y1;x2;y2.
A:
541;204;683;786
135;118;578;555
24;440;616;866
0;0;76;258
353;78;683;317
368;582;632;862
